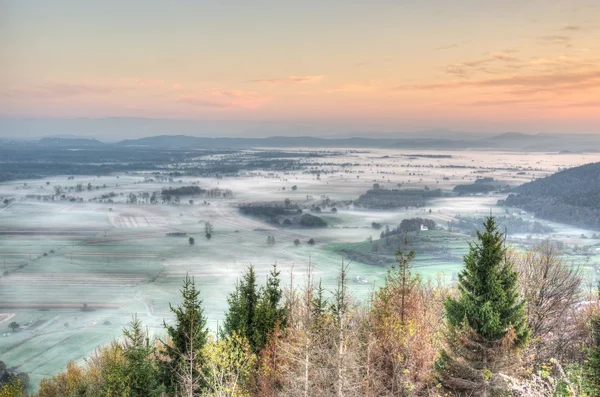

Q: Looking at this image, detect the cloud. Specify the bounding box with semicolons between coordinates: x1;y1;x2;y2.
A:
435;44;460;50
176;97;229;108
177;89;271;109
132;79;166;87
203;89;271;108
539;35;572;47
4;83;113;99
396;70;600;93
251;75;323;85
326;83;378;93
445;64;469;78
469;99;535;107
443;50;520;77
561;25;582;31
560;100;600;108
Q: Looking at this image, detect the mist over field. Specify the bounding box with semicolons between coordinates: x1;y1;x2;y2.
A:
1;139;599;393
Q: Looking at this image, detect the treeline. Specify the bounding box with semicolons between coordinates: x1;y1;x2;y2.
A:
449;215;554;236
501;162;600;230
453;183;496;195
380;217;437;238
239;204;300;218
239;204;328;227
162;186;233;198
356;188;443;209
4;218;600;396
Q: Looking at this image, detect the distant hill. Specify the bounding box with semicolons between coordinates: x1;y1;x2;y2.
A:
115;133;600;151
38;137;105;147
501;162;600;230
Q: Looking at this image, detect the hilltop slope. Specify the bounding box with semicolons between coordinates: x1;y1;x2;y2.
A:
502;162;600;230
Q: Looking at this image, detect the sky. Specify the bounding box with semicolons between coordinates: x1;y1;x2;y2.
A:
1;0;599;137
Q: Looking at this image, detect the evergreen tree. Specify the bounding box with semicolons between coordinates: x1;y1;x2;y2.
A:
222;264;286;353
160;274;209;395
122;315;162;396
585;281;600;395
437;217;529;396
312;280;328;320
222;265;259;348
252;264;286;351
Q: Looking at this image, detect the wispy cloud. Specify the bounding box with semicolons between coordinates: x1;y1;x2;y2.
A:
326;83;378;93
539;35;572;47
250;75;323;85
176;89;271;109
176;97;229;108
396;70;600;93
3;83;113;99
203;89;271;108
561;25;582;31
435;44;460;50
469;98;535;107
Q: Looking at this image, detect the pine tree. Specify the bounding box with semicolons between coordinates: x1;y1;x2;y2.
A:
312;280;328;320
584;281;600;395
253;264;286;351
160;274;209;395
437;217;529;396
122;315;162;396
222;265;259;349
330;261;351;397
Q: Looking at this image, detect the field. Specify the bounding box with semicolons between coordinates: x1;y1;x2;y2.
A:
1;148;600;390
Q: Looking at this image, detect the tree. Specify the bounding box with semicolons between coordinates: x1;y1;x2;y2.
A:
292;185;298;191
330;261;354;397
188;237;195;245
8;322;19;332
159;274;209;395
437;217;529;396
0;377;24;397
294;239;301;246
368;247;443;395
513;242;582;362
252;264;286;353
122;315;162;396
307;238;315;246
205;221;213;240
222;265;259;349
202;333;256;396
284;198;291;207
585;281;600;395
222;264;285;353
267;235;275;247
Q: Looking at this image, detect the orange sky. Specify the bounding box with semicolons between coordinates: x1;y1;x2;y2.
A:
1;0;599;134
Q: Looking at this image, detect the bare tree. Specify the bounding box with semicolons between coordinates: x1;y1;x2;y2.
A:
512;242;583;362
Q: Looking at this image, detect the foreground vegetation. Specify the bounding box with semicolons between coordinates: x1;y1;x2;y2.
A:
1;217;599;397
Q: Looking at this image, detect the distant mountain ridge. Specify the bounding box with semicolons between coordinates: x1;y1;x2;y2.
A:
26;132;600;152
38;137;104;147
115;133;600;152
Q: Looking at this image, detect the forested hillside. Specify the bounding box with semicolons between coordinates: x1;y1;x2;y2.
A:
501;162;600;230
